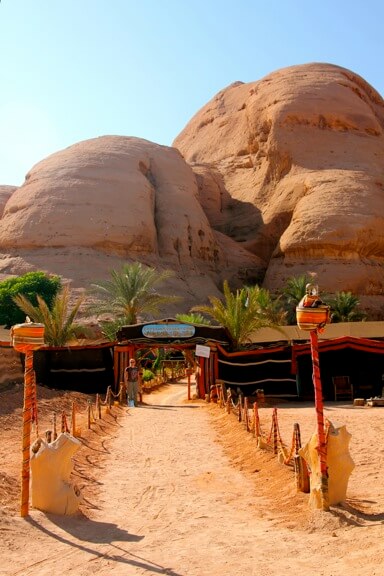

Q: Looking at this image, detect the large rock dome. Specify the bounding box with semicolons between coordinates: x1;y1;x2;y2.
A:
0;136;262;310
173;63;384;299
0;63;383;317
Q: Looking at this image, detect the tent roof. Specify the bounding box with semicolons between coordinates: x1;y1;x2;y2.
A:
116;318;230;346
249;321;384;344
0;326;112;349
291;335;384;373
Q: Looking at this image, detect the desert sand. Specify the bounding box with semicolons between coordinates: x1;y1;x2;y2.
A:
0;379;384;576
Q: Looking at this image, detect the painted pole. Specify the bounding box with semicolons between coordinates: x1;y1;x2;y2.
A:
20;348;34;517
309;329;329;510
11;321;45;518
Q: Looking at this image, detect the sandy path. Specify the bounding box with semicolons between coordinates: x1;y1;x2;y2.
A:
0;381;384;575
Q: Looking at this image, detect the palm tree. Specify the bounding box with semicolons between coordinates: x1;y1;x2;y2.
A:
13;285;86;346
191;281;280;350
281;274;312;324
89;263;182;338
328;291;367;322
251;286;288;325
175;312;211;325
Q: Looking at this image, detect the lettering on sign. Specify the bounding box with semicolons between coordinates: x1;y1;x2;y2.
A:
195;344;211;358
142;323;195;339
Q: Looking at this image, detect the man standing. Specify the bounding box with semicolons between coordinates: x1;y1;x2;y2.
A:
125;358;140;407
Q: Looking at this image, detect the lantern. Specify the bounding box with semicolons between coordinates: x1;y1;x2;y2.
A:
11;322;45;352
296;284;330;331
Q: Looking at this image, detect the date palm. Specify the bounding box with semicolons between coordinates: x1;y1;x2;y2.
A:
175;312;212;325
252;286;287;325
192;281;280;350
13;285;86;346
89;263;182;336
281;274;312;324
328;291;367;322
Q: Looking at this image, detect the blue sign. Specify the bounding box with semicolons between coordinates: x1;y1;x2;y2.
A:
142;323;195;339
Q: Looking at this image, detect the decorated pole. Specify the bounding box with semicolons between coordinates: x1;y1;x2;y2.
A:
21;348;34;517
309;328;329;510
296;283;330;511
11;322;45;517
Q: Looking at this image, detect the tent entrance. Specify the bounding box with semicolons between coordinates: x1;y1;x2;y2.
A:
115;318;230;399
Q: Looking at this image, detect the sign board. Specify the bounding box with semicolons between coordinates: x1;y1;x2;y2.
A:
195;344;211;358
142;323;195;339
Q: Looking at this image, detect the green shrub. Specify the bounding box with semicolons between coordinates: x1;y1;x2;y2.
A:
142;368;155;382
0;271;61;328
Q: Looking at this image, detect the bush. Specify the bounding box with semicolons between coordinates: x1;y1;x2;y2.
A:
0;271;61;328
142;369;155;382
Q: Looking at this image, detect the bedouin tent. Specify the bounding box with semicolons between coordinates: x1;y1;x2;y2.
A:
291;336;384;400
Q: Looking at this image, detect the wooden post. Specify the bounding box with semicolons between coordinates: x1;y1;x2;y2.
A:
52;412;57;441
198;357;206;399
293;422;310;493
273;409;278;455
215;379;224;407
244;397;249;431
186;368;193;400
226;388;232;414
253;401;260;439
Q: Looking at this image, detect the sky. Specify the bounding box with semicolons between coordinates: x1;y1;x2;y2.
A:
1;0;384;186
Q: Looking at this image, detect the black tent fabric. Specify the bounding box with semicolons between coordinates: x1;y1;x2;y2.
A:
292;336;384;400
216;344;297;397
33;345;114;394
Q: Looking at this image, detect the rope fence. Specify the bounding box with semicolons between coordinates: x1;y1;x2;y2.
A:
216;381;310;493
27;382;129;450
19;357;186;517
30;364;183;447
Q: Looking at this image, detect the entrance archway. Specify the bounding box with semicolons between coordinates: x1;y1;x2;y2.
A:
115;319;230;399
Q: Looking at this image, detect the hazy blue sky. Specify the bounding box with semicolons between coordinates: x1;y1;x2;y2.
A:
1;0;383;185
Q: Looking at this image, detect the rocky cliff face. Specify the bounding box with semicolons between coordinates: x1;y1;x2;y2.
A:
0;63;383;317
173;63;384;300
0;136;263;312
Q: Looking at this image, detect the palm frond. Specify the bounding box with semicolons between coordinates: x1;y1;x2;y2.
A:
13;286;85;346
89;262;182;327
192;280;279;349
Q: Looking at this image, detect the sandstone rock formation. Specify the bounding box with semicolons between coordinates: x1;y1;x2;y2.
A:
0;136;263;313
0;186;17;218
173;63;384;301
0;63;383;318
